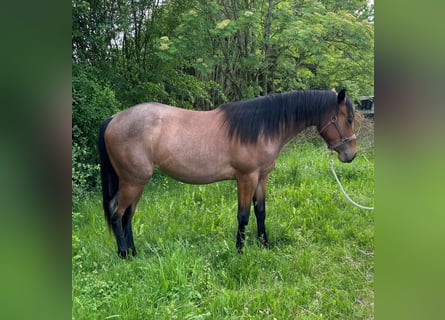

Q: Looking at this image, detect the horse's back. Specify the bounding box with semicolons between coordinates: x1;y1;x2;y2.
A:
104;103;234;184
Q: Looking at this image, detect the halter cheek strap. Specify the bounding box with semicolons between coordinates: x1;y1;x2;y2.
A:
319;116;356;150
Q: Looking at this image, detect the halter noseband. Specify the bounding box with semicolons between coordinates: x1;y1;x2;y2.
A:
319;116;356;150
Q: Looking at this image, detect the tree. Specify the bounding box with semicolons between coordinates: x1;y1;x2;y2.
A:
160;0;373;102
72;0;374;194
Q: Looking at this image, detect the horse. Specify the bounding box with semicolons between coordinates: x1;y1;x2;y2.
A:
98;89;357;258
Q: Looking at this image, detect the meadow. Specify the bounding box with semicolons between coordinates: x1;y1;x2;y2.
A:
72;127;374;319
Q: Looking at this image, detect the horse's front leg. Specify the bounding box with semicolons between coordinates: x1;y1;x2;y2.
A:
253;175;269;248
236;173;258;253
236;205;251;253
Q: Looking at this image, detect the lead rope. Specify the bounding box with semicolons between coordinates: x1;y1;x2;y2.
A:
329;156;374;210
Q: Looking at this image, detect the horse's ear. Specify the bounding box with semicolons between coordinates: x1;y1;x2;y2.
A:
338;89;346;103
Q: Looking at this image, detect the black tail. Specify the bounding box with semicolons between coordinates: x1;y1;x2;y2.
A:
98;117;118;231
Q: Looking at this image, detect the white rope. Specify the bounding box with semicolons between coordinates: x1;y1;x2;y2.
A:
329;159;374;210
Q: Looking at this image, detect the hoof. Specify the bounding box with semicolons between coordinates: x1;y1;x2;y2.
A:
118;250;128;259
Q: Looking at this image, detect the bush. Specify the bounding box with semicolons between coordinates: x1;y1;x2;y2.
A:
72;69;121;206
72;70;121;153
72;136;99;210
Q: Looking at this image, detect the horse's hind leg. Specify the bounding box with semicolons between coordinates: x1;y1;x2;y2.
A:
122;185;143;257
114;183;144;258
122;207;136;256
110;209;128;258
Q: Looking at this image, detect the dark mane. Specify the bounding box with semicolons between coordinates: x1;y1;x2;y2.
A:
219;90;344;144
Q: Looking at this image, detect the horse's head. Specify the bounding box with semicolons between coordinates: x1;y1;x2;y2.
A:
318;89;357;163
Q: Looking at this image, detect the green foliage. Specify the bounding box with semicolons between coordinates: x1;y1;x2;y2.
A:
72;69;121;205
72;135;99;210
267;1;374;97
72;0;374;193
72;70;121;148
72;141;374;319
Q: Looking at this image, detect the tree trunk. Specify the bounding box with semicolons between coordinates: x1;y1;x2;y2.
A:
262;0;274;95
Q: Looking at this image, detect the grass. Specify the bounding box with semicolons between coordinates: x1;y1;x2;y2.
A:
72;138;374;319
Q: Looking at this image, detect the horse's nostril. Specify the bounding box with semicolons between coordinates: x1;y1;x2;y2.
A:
346;152;357;163
340;151;357;163
350;152;357;162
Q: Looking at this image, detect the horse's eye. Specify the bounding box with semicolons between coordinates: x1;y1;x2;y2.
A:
347;118;353;125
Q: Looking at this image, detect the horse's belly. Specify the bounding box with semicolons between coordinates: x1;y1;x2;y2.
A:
157;160;234;184
155;148;235;184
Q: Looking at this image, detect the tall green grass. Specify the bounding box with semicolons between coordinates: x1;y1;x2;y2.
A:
73;140;374;319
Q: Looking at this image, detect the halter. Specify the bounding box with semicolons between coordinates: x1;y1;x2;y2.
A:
319;116;356;150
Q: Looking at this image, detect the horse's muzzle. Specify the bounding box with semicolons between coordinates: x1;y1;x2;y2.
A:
339;151;357;163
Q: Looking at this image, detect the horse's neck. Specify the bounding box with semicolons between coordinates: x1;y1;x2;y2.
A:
280;120;315;146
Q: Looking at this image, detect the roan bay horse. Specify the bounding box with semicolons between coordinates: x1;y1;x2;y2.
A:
98;89;357;258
